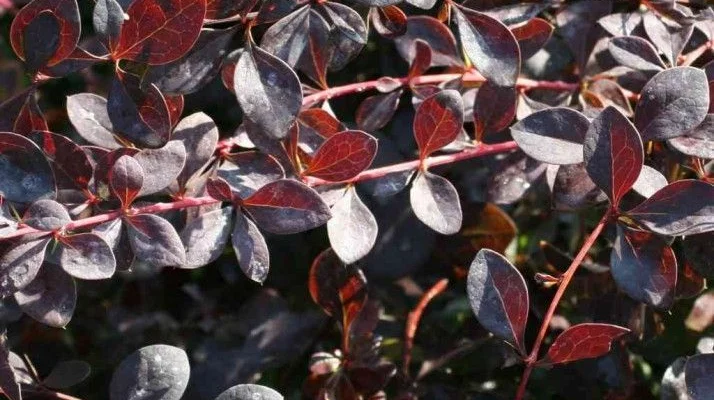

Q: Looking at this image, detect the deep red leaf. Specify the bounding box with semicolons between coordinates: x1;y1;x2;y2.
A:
408;39;431;78
539;323;629;365
10;0;80;66
305;131;377;182
369;6;407;39
113;0;207;65
165;95;184;128
413;90;464;160
394;16;461;68
511;17;553;60
473;80;517;136
206;177;235;202
109;155;144;208
298;109;343;141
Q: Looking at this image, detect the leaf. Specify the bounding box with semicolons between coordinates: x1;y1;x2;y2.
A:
24;199;71;231
0;132;56;203
453;6;520;86
487;151;546;205
321;3;367;71
29;131;93;192
0;336;21;400
10;0;80;67
180;207;233;269
510;107;590;165
14;264;75;328
93;219;134;271
110;344;190;400
598;12;642;36
22;10;61;73
551;163;608;210
628;180;714;236
232;209;270;283
631;165;668;199
113;0;207;65
467;248;528;353
607;36;665;73
473;81;517;136
14;91;48;136
109;155;144;208
206;177;235;202
369;6;406;39
611;226;677;309
413;90;464;160
144;27;237;95
327;187;378;264
260;6;311;67
668;114;714;159
235;43;302;140
634;67;709;141
108;71;172;148
93;0;124;51
134;141;186;196
66;93;120;149
42;360;91;389
643;12;692;67
171;113;219;185
394;16;460;67
126;214;186;267
214;384;283;400
408;40;432;78
355;91;402;132
539;323;629;365
242;179;331;234
59;233;116;280
511;17;553;60
409;171;462;235
686;354;714;400
309;248;367;329
217;152;285;199
205;0;256;20
305;131;377;182
0;238;49;297
40;47;103;78
583;106;643;207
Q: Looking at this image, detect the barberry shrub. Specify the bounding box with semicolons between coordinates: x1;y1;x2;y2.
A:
0;0;712;399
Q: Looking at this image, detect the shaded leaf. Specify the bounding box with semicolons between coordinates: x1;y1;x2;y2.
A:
643;12;692;67
172;112;219;188
685;354;714;400
134;141;186;196
539;323;629;365
467;248;528;353
0;335;21;400
410;171;462;235
327;187;378;264
218;152;285;199
232;209;270;284
408;40;432;78
321;3;367;71
14;264;75;328
0;238;49;297
510;107;589;165
355;91;402;132
22;11;61;73
59;233;116;280
607;36;665;72
369;6;406;39
10;0;80;67
0;132;56;203
305;131;377;182
668;114;714;159
109;155;144;207
126;214;186;267
29;131;94;191
473;80;517;136
598;12;642;36
309;248;367;328
180;207;233;269
214;384;283;400
413;90;464;160
551;163;607;210
24;199;71;231
42;360;91;389
110;344;190;400
394;16;460;67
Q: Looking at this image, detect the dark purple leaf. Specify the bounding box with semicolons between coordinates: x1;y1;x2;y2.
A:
394;16;461;67
685;354;714;399
539;323;629;365
551;163;608;210
260;6;311;67
643;12;693;67
24;199;71;231
66;93;120;149
14;91;48;136
0;335;21;400
327;186;378;264
510;107;590;165
488;151;546;205
0;238;50;297
93;219;134;271
321;3;367;71
355;91;402;132
126;214;186;267
218;152;285;199
668;114;714;159
467;248;528;353
305;131;377;182
14;264;75;328
598;12;642;36
410;171;462;235
205;0;257;20
408;39;432;78
110;345;190;400
413;90;464;160
635;67;709;141
180;207;233;269
584;106;643;207
0;131;56;203
10;0;80;67
93;0;124;51
92;148;139;199
134;141;186;196
511;17;553;60
215;384;283;400
611;226;677;309
480;2;548;26
172;112;219;188
555;0;612;70
583;79;633;117
29;131;94;191
109;155;144;208
608;36;666;72
243;179;331;234
309;248;367;327
206;177;235;203
22;10;61;73
59;233;116;280
235;43;302;140
628;180;714;236
473;80;517;136
40;47;103;78
369;6;406;39
42;360;91;389
232;209;270;283
453;5;520;86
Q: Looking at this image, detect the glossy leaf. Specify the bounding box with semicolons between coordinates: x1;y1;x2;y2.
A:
408;40;432;78
539;323;629;365
410;171;462;235
473;81;517;136
242;179;331;234
113;0;207;65
0;238;50;297
611;227;677;309
126;214;186;267
608;36;665;73
583;106;643;206
453;6;520;86
10;0;80;67
59;233;116;280
110;345;190;400
109;155;144;208
628;180;714;236
218;152;285;199
93;0;124;51
369;6;407;39
511;17;553;60
394;16;460;67
134;141;186;196
0;131;56;203
24;199;71;231
309;248;367;327
413;90;464;160
305;131;377;182
327;187;378;264
66;93;120;149
510;107;590;165
14;264;76;328
215;384;283;400
180;207;233;269
467;248;528;353
235;43;302;140
355;91;402;132
232;209;270;283
635;67;709;141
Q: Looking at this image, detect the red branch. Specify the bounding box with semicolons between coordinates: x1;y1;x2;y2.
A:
514;210;612;400
402;278;449;379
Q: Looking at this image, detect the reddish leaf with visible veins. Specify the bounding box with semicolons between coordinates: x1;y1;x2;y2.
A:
113;0;207;65
298;109;343;139
305;131;377;182
10;0;80;66
413;90;464;161
539;323;629;365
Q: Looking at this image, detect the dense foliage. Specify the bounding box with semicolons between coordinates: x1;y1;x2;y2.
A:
0;0;712;399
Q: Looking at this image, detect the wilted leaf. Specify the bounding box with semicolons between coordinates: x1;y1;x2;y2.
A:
14;264;76;328
510;107;589;165
24;199;71;231
410;171;462;235
59;233;116;280
413;90;464;160
232;210;270;283
110;344;190;400
305;131;377;182
327;186;378;264
467;248;528;353
539;323;629;365
126;214;186;267
180;207;233;269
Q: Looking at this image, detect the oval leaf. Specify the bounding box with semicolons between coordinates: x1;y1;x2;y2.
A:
305;130;377;182
327;186;378;264
410;171;462;235
66;93;120;149
510;107;589;165
215;384;283;400
59;233;116;280
180;207;233;269
608;36;665;73
42;360;91;389
110;344;190;400
10;0;80;67
0;238;50;297
109;155;144;207
232;209;270;283
126;214;186;267
14;264;75;328
24;199;71;231
134;141;186;196
0;132;56;203
539;323;629;365
413;90;464;160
